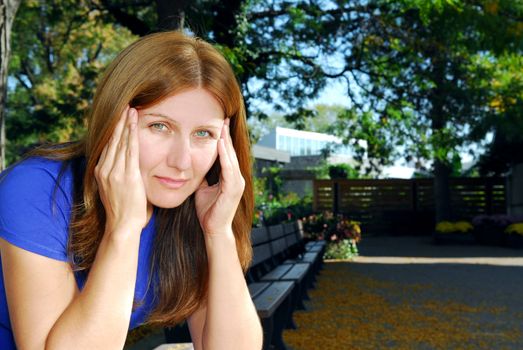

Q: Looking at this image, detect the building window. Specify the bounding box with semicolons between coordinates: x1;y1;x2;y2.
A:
292;137;299;155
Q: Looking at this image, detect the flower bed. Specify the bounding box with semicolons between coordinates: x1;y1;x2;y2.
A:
471;214;513;246
505;223;523;248
433;221;475;244
302;211;361;259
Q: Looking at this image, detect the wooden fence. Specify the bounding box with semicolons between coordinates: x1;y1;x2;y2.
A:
313;178;507;235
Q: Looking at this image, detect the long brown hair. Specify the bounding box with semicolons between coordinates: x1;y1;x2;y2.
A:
28;31;254;325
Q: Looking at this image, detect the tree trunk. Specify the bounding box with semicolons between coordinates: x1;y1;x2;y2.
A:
430;55;452;223
433;158;452;222
0;0;21;170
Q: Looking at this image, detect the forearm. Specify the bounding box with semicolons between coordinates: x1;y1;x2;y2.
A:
202;232;263;350
46;226;141;350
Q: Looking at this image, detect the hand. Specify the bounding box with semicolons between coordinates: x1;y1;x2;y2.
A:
195;118;245;237
94;106;148;235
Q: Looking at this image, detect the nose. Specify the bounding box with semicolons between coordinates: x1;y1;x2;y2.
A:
166;138;192;171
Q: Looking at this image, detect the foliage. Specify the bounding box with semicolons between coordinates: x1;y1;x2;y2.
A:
6;0;523;189
302;211;361;259
6;0;136;163
302;212;362;242
435;221;473;234
311;161;363;180
471;214;516;245
505;223;523;236
248;103;345;145
326;0;523;176
261;165;284;199
478;133;523;176
471;214;515;229
324;239;359;260
253;176;313;226
301;211;361;259
328;163;360;179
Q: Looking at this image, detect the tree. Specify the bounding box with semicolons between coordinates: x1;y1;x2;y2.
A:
5;0;243;163
6;0;136;163
7;0;523;223
0;0;21;169
328;0;523;221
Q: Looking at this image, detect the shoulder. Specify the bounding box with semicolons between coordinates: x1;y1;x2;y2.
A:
0;156;73;199
1;156;68;183
0;157;75;261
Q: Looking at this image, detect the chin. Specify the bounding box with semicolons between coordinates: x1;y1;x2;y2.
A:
147;194;191;209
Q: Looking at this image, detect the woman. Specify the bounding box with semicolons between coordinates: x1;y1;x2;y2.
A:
0;31;262;349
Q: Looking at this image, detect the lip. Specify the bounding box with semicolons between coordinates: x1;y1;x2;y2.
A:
155;176;188;189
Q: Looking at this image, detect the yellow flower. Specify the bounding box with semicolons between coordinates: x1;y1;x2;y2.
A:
435;221;473;233
505;223;523;236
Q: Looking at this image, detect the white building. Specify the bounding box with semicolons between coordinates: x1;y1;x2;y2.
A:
256;126;352;157
254;127;416;186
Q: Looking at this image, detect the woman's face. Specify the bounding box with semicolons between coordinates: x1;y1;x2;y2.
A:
136;88;224;211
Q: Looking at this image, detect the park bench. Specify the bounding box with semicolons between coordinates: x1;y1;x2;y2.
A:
164;220;325;350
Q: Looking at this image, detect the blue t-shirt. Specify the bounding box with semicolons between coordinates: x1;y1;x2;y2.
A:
0;157;157;349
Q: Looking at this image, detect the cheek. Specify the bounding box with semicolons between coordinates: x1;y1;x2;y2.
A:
137;132;160;174
193;146;218;176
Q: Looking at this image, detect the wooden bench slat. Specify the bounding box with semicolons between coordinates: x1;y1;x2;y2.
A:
251;243;272;266
307;245;323;253
268;224;285;240
248;282;271;299
281;263;309;282
261;265;293;281
271;237;287;255
253;281;294;318
251;226;270;246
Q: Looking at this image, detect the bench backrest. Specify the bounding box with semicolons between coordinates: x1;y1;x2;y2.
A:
251;226;270;246
267;224;285;240
282;222;298;246
251;243;272;267
247;220;305;281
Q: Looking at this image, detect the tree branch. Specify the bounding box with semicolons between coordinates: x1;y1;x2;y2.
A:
99;0;152;36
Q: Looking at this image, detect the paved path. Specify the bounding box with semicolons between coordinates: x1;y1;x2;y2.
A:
283;236;523;349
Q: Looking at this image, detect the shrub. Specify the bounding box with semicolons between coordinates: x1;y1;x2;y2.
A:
435;221;473;234
505;223;523;236
302;211;361;259
253;175;313;226
324;239;359;260
471;214;514;245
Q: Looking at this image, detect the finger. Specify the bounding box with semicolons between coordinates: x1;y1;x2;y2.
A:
103;105;129;168
218;123;233;170
126;108;139;171
113;107;132;171
98;141;109;167
223;118;241;171
217;138;234;189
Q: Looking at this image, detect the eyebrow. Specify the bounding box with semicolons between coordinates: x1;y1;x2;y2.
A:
143;112;222;129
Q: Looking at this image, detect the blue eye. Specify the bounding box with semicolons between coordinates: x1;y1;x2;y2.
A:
195;130;211;138
150;123;168;132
